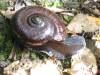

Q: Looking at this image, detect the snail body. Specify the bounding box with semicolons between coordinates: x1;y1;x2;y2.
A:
11;6;66;46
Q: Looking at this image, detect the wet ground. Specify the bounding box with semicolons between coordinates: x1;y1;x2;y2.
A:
0;39;99;75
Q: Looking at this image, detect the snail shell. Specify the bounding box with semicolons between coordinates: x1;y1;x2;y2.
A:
11;6;66;46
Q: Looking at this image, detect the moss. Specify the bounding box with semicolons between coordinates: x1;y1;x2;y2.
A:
0;15;13;60
61;58;71;69
0;1;9;10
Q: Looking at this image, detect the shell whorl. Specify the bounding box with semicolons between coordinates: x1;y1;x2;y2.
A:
11;6;66;46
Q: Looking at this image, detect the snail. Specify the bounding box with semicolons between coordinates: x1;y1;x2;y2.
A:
10;6;86;58
11;6;66;46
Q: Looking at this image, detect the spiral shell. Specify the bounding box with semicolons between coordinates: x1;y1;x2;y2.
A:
11;6;66;46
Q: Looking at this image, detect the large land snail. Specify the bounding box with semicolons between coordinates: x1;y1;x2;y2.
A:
11;6;66;46
11;6;86;57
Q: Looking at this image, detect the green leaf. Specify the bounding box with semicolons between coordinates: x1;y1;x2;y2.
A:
52;1;64;7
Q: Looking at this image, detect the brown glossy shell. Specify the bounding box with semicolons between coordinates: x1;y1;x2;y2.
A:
11;6;66;46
